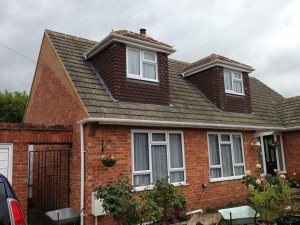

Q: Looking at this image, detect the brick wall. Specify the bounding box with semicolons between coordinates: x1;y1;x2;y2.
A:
24;32;88;214
90;43;170;105
283;130;300;175
82;124;256;225
0;123;72;216
186;67;252;113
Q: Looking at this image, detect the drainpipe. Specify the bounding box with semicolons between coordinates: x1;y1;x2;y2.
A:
80;123;85;225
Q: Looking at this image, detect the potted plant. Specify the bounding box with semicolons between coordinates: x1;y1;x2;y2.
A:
101;155;117;167
243;164;292;225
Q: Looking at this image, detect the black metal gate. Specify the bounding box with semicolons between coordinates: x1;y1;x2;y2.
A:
28;149;70;225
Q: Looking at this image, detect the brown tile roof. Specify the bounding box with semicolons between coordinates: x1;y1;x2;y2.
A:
275;96;300;127
183;54;253;73
45;30;289;129
112;30;172;48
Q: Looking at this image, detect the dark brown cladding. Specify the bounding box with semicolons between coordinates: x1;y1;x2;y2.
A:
186;66;252;113
90;42;170;105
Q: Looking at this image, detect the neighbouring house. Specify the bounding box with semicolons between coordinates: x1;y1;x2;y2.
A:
21;28;300;225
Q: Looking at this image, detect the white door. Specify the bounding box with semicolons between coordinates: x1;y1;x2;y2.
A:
0;144;13;183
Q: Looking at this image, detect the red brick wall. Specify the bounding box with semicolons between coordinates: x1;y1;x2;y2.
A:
186;67;252;113
0;123;72;217
24;32;88;214
90;43;170;105
82;124;256;225
283;130;300;175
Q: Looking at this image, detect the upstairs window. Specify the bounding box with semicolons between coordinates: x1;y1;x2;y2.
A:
127;48;158;82
224;70;244;95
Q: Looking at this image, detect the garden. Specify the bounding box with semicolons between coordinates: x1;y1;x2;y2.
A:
94;169;300;225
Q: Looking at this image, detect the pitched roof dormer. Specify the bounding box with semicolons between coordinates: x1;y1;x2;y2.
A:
182;54;255;114
84;29;176;105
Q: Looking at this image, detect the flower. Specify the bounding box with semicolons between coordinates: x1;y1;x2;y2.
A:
280;174;286;179
246;170;252;176
256;178;262;185
256;164;262;169
101;154;117;167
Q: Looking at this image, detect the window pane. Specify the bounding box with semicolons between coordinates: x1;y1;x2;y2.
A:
133;174;150;187
221;134;230;142
169;134;183;168
221;145;233;177
224;71;232;91
152;133;166;142
134;133;149;171
151;145;168;183
233;135;243;164
144;52;155;61
128;49;140;75
208;134;220;165
276;136;284;171
170;171;184;183
210;168;221;178
234;73;242;79
234;166;244;176
143;63;156;80
233;81;243;93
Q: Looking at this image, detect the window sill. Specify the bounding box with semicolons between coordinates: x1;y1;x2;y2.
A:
225;91;245;96
210;175;244;183
127;75;159;83
133;181;189;192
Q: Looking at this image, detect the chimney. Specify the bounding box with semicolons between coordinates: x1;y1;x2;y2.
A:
140;28;146;36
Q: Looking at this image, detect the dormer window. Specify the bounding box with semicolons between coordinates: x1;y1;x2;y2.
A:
127;47;158;82
224;70;244;95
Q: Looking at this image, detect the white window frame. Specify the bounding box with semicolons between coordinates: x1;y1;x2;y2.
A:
224;69;244;95
131;130;186;191
0;143;13;183
126;47;159;82
207;132;246;182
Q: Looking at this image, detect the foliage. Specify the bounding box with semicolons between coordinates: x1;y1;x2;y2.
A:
286;173;300;188
0;90;28;123
142;177;188;225
94;175;141;225
101;155;117;167
94;176;189;225
243;165;291;220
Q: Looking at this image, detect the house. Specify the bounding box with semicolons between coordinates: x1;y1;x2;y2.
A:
23;28;300;225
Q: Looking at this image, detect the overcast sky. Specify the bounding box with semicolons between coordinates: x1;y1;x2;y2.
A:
1;0;299;98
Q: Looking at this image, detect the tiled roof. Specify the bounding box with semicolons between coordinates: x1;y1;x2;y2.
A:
45;30;288;129
275;96;300;128
183;54;253;73
112;30;172;48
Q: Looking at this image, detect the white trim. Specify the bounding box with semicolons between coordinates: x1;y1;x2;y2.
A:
0;143;13;183
181;60;255;77
77;117;284;131
84;33;176;59
131;130;186;189
80;124;85;225
207;132;245;182
126;47;159;82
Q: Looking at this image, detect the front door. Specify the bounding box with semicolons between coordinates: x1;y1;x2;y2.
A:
263;135;278;175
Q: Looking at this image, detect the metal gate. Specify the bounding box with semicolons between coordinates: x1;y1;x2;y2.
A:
28;149;70;225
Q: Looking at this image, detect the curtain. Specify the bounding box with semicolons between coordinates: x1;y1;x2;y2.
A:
134;133;149;171
208;134;221;178
170;172;184;183
143;63;156;79
233;81;242;93
221;144;233;177
152;133;166;142
224;71;232;91
133;174;150;186
233;135;243;164
169;134;183;168
128;49;140;75
151;145;168;183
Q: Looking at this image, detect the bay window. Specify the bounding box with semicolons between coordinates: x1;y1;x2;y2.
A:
208;133;245;181
132;130;185;189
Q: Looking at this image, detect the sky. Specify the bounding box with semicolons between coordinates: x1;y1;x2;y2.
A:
0;0;299;98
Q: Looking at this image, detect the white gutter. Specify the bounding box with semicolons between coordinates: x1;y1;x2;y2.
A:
284;126;300;131
80;124;85;225
84;33;176;59
181;60;255;77
78;117;284;131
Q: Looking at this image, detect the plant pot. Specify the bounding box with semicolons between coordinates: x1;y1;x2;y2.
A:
256;219;277;225
101;159;116;167
274;216;299;225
